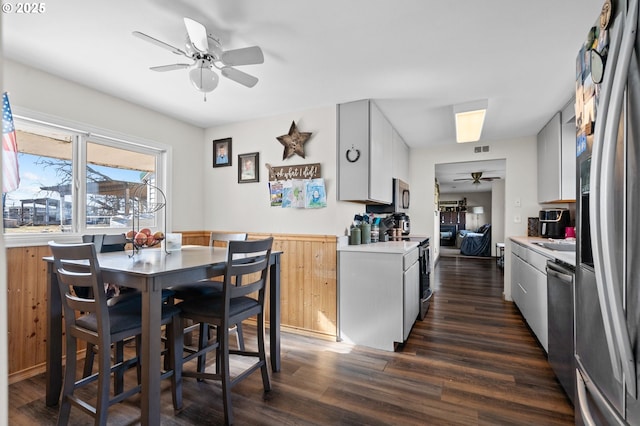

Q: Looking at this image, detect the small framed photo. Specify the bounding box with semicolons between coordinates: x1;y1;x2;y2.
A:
238;152;259;183
213;138;232;168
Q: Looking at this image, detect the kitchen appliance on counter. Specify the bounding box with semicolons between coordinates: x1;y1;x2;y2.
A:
539;208;570;239
365;178;410;214
546;260;575;405
574;0;640;423
392;212;410;236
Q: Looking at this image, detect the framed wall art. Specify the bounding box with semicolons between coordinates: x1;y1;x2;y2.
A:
238;152;259;183
213;138;232;168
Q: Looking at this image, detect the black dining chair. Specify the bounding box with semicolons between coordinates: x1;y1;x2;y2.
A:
177;237;274;425
170;232;248;372
81;233;175;395
49;241;183;425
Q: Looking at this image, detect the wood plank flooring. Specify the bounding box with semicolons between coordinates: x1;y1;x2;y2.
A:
8;256;574;425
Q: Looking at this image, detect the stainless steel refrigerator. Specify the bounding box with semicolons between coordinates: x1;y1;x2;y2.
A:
575;0;640;424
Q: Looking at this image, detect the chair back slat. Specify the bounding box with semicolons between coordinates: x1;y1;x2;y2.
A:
49;242;111;339
83;233;127;253
209;232;247;248
223;238;273;302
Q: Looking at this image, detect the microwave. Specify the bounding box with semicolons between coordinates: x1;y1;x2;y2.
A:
394;178;410;211
365;178;410;214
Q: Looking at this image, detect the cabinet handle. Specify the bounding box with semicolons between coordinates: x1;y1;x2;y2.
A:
346;146;361;163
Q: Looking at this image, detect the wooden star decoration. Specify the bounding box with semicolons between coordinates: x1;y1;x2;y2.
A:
277;121;312;160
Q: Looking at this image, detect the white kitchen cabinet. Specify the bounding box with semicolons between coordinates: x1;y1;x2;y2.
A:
338;245;419;351
537;98;576;203
392;128;410;183
403;259;420;340
510;241;550;352
338;99;393;203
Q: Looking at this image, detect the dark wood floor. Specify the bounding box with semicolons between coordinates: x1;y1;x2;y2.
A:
9;257;574;425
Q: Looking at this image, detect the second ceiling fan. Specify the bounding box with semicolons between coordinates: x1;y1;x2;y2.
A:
453;171;500;185
133;17;264;99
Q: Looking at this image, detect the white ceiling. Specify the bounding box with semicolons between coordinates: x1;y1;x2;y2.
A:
2;0;602;184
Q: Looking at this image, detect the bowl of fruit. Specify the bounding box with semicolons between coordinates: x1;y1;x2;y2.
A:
126;228;165;249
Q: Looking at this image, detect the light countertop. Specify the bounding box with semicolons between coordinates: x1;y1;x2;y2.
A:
337;240;419;254
510;236;576;266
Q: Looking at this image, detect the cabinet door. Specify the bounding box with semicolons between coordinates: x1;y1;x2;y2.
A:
403;260;420;341
511;253;528;315
520;259;549;352
369;102;393;203
338;100;370;201
392;128;409;183
537;112;562;202
560;98;576;200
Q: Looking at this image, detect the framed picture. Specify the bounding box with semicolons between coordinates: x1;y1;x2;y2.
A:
238;152;259;183
213;138;232;168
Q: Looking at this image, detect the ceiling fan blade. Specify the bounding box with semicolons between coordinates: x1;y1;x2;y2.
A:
221;67;259;88
184;17;209;53
452;178;471;181
150;63;192;72
221;46;264;66
132;31;187;56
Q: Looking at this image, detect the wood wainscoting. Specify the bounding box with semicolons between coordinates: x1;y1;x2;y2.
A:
7;232;337;383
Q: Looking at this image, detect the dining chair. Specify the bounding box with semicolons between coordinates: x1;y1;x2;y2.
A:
170;232;248;368
81;233;175;395
177;237;273;425
49;241;183;425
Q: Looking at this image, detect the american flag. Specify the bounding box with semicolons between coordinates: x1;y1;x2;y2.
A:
2;92;20;193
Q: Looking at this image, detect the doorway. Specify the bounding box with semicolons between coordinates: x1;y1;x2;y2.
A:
435;159;506;258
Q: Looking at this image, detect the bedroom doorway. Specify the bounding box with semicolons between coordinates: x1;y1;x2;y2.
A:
435;159;506;258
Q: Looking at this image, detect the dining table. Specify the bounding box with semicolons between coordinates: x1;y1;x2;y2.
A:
44;244;282;426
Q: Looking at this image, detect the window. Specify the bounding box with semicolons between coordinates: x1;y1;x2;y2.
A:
3;115;168;244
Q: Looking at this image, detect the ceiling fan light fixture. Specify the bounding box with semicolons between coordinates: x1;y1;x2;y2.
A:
454;99;488;143
189;61;218;92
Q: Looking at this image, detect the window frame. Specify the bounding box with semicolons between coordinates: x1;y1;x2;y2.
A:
4;108;172;248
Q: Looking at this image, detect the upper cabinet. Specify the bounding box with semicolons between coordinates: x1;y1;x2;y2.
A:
338;100;394;204
392;128;410;183
537;98;576;203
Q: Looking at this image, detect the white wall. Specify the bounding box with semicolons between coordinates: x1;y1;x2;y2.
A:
409;137;539;299
204;106;363;235
3;60;206;232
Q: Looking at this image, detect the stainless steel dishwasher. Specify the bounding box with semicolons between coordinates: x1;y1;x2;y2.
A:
546;259;575;405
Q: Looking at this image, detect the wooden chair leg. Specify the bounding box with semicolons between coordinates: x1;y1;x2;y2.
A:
83;342;95;378
257;313;271;392
235;322;245;351
169;317;183;411
114;341;125;395
196;322;209;376
97;339;111;425
220;324;234;426
57;335;76;426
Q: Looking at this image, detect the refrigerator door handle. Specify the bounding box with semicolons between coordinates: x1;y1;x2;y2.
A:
577;365;626;425
589;6;625;383
599;0;638;399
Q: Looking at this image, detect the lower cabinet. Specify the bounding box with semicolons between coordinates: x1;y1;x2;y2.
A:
511;241;550;352
338;247;419;351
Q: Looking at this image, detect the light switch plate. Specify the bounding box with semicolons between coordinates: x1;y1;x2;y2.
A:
514;215;521;223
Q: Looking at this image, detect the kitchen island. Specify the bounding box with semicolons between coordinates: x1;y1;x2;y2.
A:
337;239;420;351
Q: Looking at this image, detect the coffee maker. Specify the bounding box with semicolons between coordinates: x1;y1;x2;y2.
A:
392;212;410;235
539;209;570;239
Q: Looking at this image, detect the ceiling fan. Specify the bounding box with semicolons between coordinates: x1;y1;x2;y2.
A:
133;17;264;100
453;171;500;185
